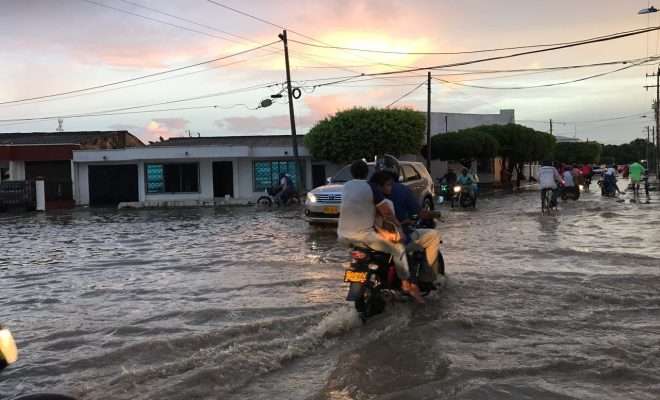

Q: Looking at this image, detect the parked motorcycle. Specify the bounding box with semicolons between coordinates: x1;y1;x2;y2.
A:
1;325;76;400
450;185;476;208
343;225;446;321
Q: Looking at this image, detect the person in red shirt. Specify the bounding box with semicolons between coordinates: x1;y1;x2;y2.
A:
581;163;593;189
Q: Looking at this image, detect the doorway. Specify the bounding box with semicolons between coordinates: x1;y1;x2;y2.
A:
213;161;234;198
88;164;138;206
312;164;326;188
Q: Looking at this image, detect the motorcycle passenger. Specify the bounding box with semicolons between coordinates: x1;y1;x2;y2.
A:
562;166;576;196
538;160;562;206
372;158;442;279
338;160;424;303
273;173;295;204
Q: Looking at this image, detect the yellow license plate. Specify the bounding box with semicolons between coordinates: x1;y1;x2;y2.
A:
344;270;367;283
323;206;338;214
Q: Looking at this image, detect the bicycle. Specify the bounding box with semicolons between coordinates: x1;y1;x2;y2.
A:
541;188;557;215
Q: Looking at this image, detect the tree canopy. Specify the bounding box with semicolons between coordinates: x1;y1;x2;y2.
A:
431;123;555;163
601;138;654;165
304;107;425;164
430;128;498;161
554;142;602;164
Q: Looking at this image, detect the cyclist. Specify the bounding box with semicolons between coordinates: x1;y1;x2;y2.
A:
538;161;562;208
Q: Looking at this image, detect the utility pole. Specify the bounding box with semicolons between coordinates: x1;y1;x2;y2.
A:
645;67;660;178
426;71;432;171
647;126;651;169
278;30;304;191
549;118;553;135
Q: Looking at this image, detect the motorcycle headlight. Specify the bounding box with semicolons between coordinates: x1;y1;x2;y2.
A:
306;193;317;203
453;186;462;193
579;185;584;192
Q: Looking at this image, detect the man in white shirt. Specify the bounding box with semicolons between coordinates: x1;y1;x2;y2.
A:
538;161;562;206
562;168;575;188
338;160;424;303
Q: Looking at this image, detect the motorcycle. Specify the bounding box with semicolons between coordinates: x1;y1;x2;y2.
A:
597;175;618;197
451;185;476;208
343;224;446;322
1;325;77;400
256;186;300;207
560;183;582;201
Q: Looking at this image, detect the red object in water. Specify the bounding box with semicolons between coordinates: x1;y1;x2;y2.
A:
387;265;397;286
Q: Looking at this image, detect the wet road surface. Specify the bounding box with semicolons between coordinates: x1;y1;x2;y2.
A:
1;183;659;399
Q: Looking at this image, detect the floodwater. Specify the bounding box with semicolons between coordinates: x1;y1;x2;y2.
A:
1;182;660;400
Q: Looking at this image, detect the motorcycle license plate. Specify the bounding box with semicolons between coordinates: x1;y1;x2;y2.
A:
323;206;338;214
344;270;367;283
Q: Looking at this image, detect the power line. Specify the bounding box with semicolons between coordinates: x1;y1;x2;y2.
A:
286;26;660;56
2;51;279;108
386;81;426;108
0;104;260;128
433;58;651;90
79;0;247;44
0;41;280;106
204;0;411;72
0;81;282;123
114;0;260;45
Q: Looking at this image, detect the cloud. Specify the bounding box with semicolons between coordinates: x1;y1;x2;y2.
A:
109;117;189;142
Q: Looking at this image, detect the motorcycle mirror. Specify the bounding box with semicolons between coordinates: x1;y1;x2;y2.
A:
0;326;18;368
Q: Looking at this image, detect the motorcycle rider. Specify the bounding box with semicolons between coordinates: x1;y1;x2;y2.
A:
338;160;424;303
603;164;623;196
582;163;593;189
538;160;562;206
273;172;295;204
372;156;442;280
457;168;477;205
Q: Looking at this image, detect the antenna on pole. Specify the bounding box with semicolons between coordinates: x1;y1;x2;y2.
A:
56;118;64;132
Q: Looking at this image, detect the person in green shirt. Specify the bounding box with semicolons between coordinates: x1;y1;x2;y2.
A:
629;161;646;201
629;161;645;183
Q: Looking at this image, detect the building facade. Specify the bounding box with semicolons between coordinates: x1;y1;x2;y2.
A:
72;135;342;207
0;131;143;208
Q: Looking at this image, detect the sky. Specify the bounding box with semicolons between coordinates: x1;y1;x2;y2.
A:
1;0;660;144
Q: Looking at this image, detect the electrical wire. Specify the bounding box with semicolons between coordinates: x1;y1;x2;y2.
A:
0;82;282;123
385;81;426;108
3;52;280;108
114;0;260;45
80;0;247;44
0;41;280;106
286;26;660;55
432;58;649;90
204;0;412;72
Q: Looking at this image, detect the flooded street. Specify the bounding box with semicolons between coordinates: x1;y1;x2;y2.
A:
2;184;660;400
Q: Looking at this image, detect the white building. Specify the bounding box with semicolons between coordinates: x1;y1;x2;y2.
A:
409;109;516;181
72;135;341;207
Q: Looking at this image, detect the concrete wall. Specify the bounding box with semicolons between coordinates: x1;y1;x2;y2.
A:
416;109;516;181
74;156;328;206
428;109;515;135
8;160;25;180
